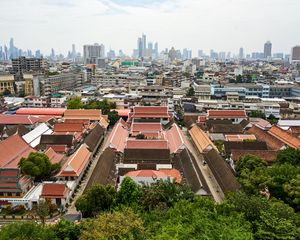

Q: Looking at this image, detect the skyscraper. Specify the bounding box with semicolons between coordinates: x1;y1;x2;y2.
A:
72;44;76;59
198;50;203;58
239;47;244;59
137;37;143;58
264;41;272;59
154;42;159;59
291;46;300;62
142;34;147;54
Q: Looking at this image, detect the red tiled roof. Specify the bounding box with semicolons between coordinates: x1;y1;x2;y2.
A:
231;149;278;163
104;119;129;152
268;126;300;149
247;125;284;150
16;108;65;116
41;183;68;198
165;124;186;154
132;106;170;118
126;140;168;149
46;145;67;153
207;110;247;118
113;109;131;117
0;134;36;168
54;123;84;133
0;115;53;125
134;106;168;114
132;123;162;132
45;147;64;164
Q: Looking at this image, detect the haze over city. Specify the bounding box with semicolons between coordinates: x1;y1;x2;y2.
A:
1;0;300;55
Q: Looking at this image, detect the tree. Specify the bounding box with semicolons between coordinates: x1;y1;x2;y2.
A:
186;87;195;97
284;174;300;208
80;208;144;240
235;155;267;176
147;198;253;240
2;88;11;96
36;200;51;227
19;152;60;181
108;110;119;126
267;114;278;124
51;219;81;240
140;180;194;211
117;177;141;206
75;184;116;217
0;222;56;240
248;110;266;119
67;97;82;109
136;134;146;139
275;148;300;166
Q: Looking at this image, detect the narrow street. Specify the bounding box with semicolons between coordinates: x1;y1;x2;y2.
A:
66;129;111;215
183;129;224;203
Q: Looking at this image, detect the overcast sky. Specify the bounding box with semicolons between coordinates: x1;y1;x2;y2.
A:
0;0;299;56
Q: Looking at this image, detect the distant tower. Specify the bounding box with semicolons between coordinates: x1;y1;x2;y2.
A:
264;41;272;59
239;47;244;59
72;44;76;59
137;37;143;58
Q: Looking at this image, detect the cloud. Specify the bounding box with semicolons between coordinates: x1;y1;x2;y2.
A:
110;0;166;8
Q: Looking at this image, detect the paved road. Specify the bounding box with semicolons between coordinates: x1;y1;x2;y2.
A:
183;129;224;203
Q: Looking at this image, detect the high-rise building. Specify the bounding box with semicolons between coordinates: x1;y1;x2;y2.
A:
137;37;143;58
168;47;177;61
51;48;55;60
83;43;105;64
239;47;244;59
72;44;76;59
154;42;159;59
142;34;147;53
264;41;272;59
198;50;203;58
35;50;41;58
12;56;48;74
291;46;300;62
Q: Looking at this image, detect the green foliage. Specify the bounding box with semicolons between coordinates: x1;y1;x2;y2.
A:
2;88;11;96
146;198;253;240
140;180;194;211
75;184;116;217
51;219;81;240
284;174;300;207
275;148;300;166
108;110;119;126
67;97;83;109
80;208;144;240
267;114;278;124
215;140;224;154
225;192;300;239
186;87;195;97
136;134;146;139
235;155;267;176
18;152;60;181
248;110;266;119
0;222;56;240
117;177;141;206
36;200;52;227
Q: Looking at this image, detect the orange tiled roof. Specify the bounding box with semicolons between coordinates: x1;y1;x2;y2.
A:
225;134;257;142
57;144;91;177
16;108;65;116
189;125;217;153
125;169;182;183
105;119;129;152
268;126;300;149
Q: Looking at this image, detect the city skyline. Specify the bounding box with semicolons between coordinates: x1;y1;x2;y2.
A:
1;0;299;55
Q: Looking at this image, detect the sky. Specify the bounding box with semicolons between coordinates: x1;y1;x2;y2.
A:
0;0;299;56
